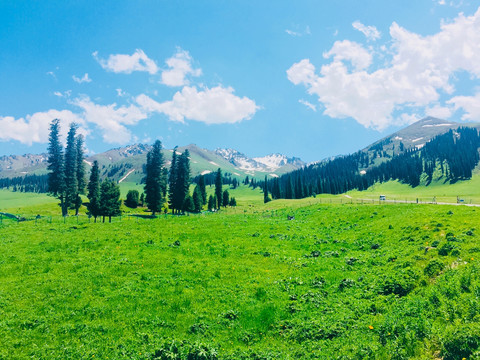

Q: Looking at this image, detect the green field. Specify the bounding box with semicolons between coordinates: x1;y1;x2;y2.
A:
2;187;480;358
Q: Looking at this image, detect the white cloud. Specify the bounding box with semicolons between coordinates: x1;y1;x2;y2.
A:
448;92;480;120
116;88;127;97
161;48;202;87
0;110;85;145
137;85;258;124
72;73;92;84
286;25;311;37
287;7;480;130
299;99;317;111
54;91;63;97
323;40;372;70
425;104;454;119
352;21;381;41
72;96;147;143
93;49;158;74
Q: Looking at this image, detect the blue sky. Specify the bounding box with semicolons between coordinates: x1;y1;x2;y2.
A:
1;0;480;162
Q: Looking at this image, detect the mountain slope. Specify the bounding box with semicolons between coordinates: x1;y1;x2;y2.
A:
0;143;306;182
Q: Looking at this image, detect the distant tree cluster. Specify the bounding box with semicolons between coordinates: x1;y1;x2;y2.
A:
47;120;86;216
264;127;480;199
0;174;48;193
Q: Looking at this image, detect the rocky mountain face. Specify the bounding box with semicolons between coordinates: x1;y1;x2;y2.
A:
215;148;305;173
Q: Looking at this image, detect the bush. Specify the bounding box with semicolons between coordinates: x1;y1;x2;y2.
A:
378;269;418;297
438;243;455;256
441;323;480;360
424;259;444;277
125;190;139;208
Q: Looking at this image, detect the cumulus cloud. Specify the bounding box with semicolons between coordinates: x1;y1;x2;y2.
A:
352;21;381;41
161;48;202;87
72;73;92;84
448;92;480;120
287;7;480;130
72;97;147;143
93;49;158;74
136;85;258;124
285;26;311;37
425;104;454;119
0;110;85;145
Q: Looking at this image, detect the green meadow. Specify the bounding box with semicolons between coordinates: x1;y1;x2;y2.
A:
2;187;480;359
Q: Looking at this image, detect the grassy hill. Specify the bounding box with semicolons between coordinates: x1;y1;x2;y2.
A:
1;197;480;358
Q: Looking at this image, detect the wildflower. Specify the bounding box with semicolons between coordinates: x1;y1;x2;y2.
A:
369;325;374;330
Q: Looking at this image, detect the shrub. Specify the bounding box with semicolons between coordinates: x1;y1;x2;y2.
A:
424;259;444;277
438;243;455;256
441;323;480;360
125;190;139;208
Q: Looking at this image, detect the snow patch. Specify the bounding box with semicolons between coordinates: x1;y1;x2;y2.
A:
209;161;219;166
411;137;424;143
422;123;453;128
393;136;403;141
119;169;135;183
83;159;93;166
269;173;279;178
233;172;241;176
360;170;366;175
201;170;212;175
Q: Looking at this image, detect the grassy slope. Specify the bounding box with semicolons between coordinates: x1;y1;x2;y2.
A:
347;168;480;204
2;192;480;358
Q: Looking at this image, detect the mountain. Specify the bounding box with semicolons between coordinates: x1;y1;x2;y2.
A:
214;148;305;174
0;143;306;183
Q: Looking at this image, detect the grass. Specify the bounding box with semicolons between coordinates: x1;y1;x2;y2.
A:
2;197;480;358
347;168;480;204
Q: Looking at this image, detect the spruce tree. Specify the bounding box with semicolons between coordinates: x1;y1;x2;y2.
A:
229;197;237;206
75;134;86;215
263;175;271;203
193;185;203;213
198;174;207;205
215;168;222;209
183;195;194;213
222;189;229;207
139;192;145;207
175;150;191;213
168;146;178;213
207;194;215;211
47;119;67;216
145;140;167;216
100;180;121;223
64;123;78;210
87;160;101;222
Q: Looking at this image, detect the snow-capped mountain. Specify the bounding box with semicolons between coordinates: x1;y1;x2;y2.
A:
215;148;305;173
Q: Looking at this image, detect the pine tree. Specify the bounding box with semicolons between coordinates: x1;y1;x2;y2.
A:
229;197;237;206
168;146;178;213
145;140;167;216
285;175;293;199
263;175;271;203
222;189;229;207
183;195;194;213
198;175;207;205
175;150;191;213
207;194;215;211
47;119;67;216
139;192;145;207
87;160;101;222
100;180;121;223
215;168;222;209
64;123;78;211
193;185;203;213
75;134;86;215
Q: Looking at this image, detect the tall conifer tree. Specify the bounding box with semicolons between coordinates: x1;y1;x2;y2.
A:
215;168;222;209
145;140;167;216
168;146;178;213
87;160;101;222
47;119;67;216
64;123;78;210
75;134;86;215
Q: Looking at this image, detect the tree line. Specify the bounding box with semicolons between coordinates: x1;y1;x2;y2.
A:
262;127;480;200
